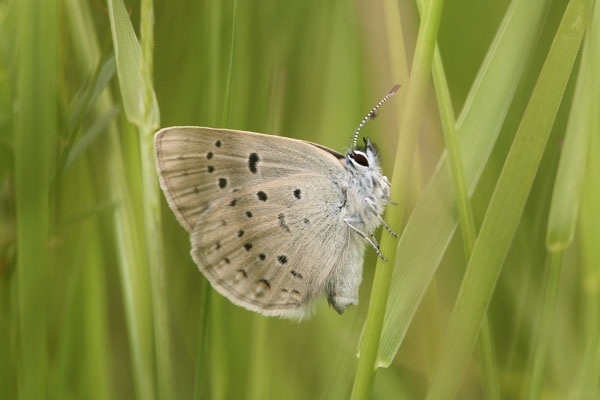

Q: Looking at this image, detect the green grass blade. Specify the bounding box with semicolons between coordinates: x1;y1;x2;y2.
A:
527;5;600;396
221;0;237;127
425;0;593;398
351;0;445;398
139;0;176;399
64;106;120;170
15;0;57;397
377;0;553;366
546;2;599;252
108;0;176;399
193;280;211;400
107;0;159;128
526;250;564;400
418;0;500;393
572;111;600;399
66;1;157;399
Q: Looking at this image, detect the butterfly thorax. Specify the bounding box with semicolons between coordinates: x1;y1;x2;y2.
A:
340;141;390;235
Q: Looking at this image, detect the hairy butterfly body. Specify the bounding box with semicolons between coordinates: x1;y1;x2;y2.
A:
155;86;399;320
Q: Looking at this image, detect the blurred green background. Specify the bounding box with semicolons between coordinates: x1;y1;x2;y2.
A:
1;0;599;399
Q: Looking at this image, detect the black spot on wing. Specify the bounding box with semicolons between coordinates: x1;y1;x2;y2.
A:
291;270;303;279
249;153;259;173
257;191;267;201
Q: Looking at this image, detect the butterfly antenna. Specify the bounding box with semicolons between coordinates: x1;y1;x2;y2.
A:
351;84;401;150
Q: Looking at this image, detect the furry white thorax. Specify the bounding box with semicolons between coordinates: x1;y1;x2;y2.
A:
339;140;391;235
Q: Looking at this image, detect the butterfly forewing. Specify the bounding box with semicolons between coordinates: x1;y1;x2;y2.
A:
155;127;349;318
154;127;344;232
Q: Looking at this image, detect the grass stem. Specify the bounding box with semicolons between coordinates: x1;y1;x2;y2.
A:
351;0;445;398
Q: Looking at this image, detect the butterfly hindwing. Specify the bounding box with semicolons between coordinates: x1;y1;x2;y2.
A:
191;176;350;319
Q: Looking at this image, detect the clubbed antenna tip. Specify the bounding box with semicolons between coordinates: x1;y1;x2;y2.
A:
351;84;401;150
390;84;401;95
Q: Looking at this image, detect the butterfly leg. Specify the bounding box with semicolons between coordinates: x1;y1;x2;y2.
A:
378;215;398;238
345;220;387;261
370;233;380;249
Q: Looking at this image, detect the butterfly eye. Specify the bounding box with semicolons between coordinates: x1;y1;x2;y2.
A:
351;151;369;167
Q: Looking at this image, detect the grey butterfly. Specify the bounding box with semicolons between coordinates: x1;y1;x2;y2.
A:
154;86;399;320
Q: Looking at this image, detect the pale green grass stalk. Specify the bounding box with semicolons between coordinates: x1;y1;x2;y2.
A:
209;296;228;400
417;0;500;396
573;127;600;399
430;33;501;400
425;0;593;398
139;1;176;398
81;217;112;399
73;160;112;399
528;6;600;397
248;316;270;400
351;0;445;398
377;0;553;366
193;280;211;400
68;1;156;398
526;251;564;400
221;0;237;128
15;0;56;397
382;0;425;210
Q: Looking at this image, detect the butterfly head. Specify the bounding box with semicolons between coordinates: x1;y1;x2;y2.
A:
347;137;380;172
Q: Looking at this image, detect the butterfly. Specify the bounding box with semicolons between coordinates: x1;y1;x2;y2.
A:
154;85;399;320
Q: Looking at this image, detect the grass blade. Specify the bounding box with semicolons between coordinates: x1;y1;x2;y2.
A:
417;0;500;394
528;4;600;397
572;108;600;399
108;0;176;399
66;1;156;399
15;0;57;397
107;0;159;128
545;2;599;252
377;0;553;366
425;0;593;398
351;0;446;398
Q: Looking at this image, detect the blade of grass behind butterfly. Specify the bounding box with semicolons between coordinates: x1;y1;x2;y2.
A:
527;5;599;397
50;159;112;399
375;0;554;367
107;0;177;399
351;0;446;398
191;1;229;398
14;0;57;397
571;108;600;399
425;0;593;398
416;0;501;394
66;0;156;398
